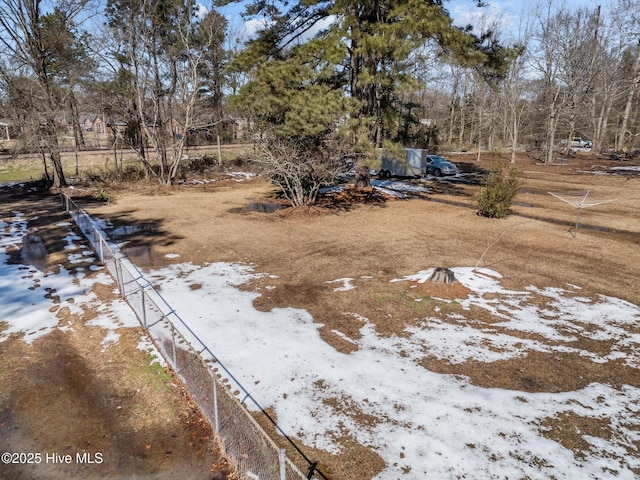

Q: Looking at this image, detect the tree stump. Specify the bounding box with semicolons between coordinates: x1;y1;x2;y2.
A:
21;234;48;271
427;267;457;284
22;234;47;260
354;165;371;188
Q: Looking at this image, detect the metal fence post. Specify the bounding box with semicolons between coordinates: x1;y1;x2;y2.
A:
99;237;104;263
141;287;147;329
171;322;177;370
114;257;124;294
279;449;286;480
212;373;219;433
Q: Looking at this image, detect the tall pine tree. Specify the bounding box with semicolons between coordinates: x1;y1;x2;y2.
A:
229;0;513;149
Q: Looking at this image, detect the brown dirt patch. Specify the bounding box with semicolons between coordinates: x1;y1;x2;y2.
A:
320;186;395;208
421;351;640;392
251;407;385;480
276;205;333;217
537;412;617;459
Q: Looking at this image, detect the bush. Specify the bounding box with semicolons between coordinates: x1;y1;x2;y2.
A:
476;165;521;218
256;136;345;207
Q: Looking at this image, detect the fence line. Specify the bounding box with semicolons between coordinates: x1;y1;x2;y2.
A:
61;193;328;480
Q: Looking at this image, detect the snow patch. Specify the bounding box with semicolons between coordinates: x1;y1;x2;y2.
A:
148;262;640;479
325;277;356;292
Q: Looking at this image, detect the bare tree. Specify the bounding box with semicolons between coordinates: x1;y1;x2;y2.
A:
168;9;227;181
106;0;226;184
528;2;603;162
611;0;640;150
588;16;624;151
0;0;94;187
500;42;528;163
530;2;570;163
255;135;347;208
560;7;603;153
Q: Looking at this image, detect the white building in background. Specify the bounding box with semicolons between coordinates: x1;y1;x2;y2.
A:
0;121;10;140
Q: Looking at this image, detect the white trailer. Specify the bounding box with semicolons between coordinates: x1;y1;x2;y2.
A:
377;148;428;178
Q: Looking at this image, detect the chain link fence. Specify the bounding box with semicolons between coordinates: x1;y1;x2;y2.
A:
61;193;328;480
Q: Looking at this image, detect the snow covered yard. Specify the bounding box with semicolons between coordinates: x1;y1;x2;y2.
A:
82;156;640;478
0;211;141;344
146;261;640;479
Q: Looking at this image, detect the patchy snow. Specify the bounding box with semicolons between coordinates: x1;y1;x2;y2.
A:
147;262;640;479
84;296;141;352
579;165;640;175
325;277;356;292
0;211;155;359
319;185;344;194
6;203;639;478
371;179;431;193
228;171;256;181
611;165;640;172
181;172;256;185
186;178;219;185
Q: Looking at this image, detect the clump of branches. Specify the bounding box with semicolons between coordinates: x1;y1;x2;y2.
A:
476;163;521;218
255;135;348;207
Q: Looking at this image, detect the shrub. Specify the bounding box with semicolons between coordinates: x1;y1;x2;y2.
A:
256;136;345;207
96;188;114;204
476;165;521;218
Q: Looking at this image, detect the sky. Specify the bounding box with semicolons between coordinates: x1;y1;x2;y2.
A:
443;0;607;40
216;0;608;45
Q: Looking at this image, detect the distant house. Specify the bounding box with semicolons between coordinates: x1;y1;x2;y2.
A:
0;120;21;140
171;118;185;138
83;115;105;134
82;117;92;131
231;116;261;141
106;120;128;134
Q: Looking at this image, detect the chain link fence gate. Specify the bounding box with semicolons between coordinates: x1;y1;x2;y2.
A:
61;193;329;480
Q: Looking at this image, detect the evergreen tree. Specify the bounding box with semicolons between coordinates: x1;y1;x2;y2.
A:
228;0;513;149
232;38;347;143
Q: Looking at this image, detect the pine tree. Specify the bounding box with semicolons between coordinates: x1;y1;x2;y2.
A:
229;0;513;149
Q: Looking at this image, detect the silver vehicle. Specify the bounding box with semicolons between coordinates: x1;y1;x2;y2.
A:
424;155;459;176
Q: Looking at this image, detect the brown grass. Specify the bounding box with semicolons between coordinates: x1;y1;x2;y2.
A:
81;150;640;478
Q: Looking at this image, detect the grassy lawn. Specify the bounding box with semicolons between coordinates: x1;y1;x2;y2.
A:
0;143;252;184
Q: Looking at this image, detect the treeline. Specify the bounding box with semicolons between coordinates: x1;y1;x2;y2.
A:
0;0;638;187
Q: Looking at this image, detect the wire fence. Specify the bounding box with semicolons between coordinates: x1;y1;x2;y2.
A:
60;193;328;480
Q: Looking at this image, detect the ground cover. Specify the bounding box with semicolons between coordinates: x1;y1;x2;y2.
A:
83;151;640;479
0;187;233;480
6;149;637;479
0;144;252;186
